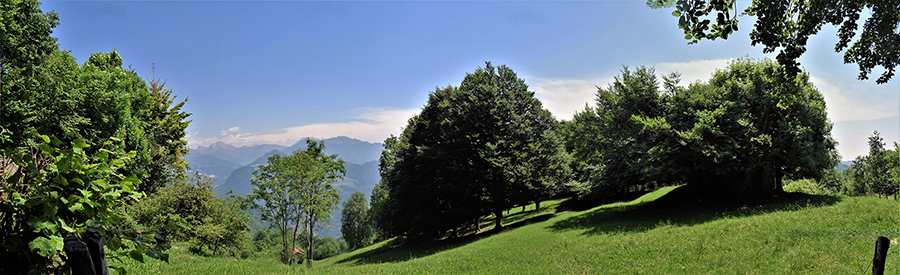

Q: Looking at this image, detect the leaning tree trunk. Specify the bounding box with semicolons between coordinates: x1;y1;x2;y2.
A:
494;210;503;230
535;201;540;211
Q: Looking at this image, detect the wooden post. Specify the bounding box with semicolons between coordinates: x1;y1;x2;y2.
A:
873;236;890;275
84;229;109;275
64;235;95;275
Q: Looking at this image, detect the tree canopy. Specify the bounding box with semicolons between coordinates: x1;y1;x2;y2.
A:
378;62;569;239
648;0;899;84
571;58;837;198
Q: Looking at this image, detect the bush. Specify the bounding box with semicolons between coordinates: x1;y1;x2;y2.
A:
129;173;250;256
783;179;830;195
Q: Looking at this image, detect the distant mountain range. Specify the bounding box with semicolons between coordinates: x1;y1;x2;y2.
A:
836;161;853;172
184;136;384;238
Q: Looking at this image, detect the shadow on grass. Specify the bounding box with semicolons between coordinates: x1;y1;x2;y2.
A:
548;185;843;236
337;213;554;265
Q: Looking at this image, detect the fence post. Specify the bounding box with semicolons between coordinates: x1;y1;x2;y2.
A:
873;236;890;275
64;235;96;275
85;229;109;275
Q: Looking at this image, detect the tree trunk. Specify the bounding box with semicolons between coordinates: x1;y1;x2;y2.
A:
494;210;503;230
522;205;525;212
475;217;481;231
212;238;220;255
775;165;784;193
535;201;540;211
306;216;314;268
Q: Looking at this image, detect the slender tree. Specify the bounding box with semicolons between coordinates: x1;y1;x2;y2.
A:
249;139;343;266
340;191;372;250
296;140;343;268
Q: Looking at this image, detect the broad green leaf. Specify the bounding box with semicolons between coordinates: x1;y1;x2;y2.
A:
58;218;74;233
128;249;145;263
68;202;84;212
110;159;124;167
29;237;57;257
73;138;88;149
109;265;127;275
28;217;56;233
108;235;123;250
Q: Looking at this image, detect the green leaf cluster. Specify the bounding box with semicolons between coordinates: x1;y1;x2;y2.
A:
0;131;166;274
2;1;192;195
648;0;898;84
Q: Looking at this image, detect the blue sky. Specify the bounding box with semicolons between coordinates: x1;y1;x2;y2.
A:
43;1;898;161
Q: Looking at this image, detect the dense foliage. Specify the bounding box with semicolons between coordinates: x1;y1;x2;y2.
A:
250;229;347;261
377;62;571;239
648;0;899;84
1;0;192;273
0;132;166;274
842;131;900;198
569;58;837;199
249;139;344;267
129;173;250;256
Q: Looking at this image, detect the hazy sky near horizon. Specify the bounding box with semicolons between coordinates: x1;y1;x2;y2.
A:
43;0;898;161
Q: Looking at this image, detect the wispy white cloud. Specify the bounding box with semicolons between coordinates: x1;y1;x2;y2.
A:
220;127;240;136
528;76;612;121
809;75;898;122
655;59;732;85
188;108;420;148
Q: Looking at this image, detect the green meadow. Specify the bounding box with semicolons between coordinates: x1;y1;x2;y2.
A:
120;186;899;274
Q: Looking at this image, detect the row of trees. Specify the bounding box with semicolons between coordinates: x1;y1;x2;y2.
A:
564;58;836;200
368;58;845;242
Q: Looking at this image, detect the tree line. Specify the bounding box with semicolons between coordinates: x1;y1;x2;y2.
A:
351;58;894;244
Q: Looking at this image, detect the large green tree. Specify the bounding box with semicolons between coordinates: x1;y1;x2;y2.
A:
569;66;667;200
380;62;568;238
648;0;899;84
340;191;372;250
572;58;836;198
249;139;344;267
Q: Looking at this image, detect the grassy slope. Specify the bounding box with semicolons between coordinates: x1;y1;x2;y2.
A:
121;186;900;274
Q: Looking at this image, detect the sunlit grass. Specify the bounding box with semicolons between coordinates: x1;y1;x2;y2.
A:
119;187;900;274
